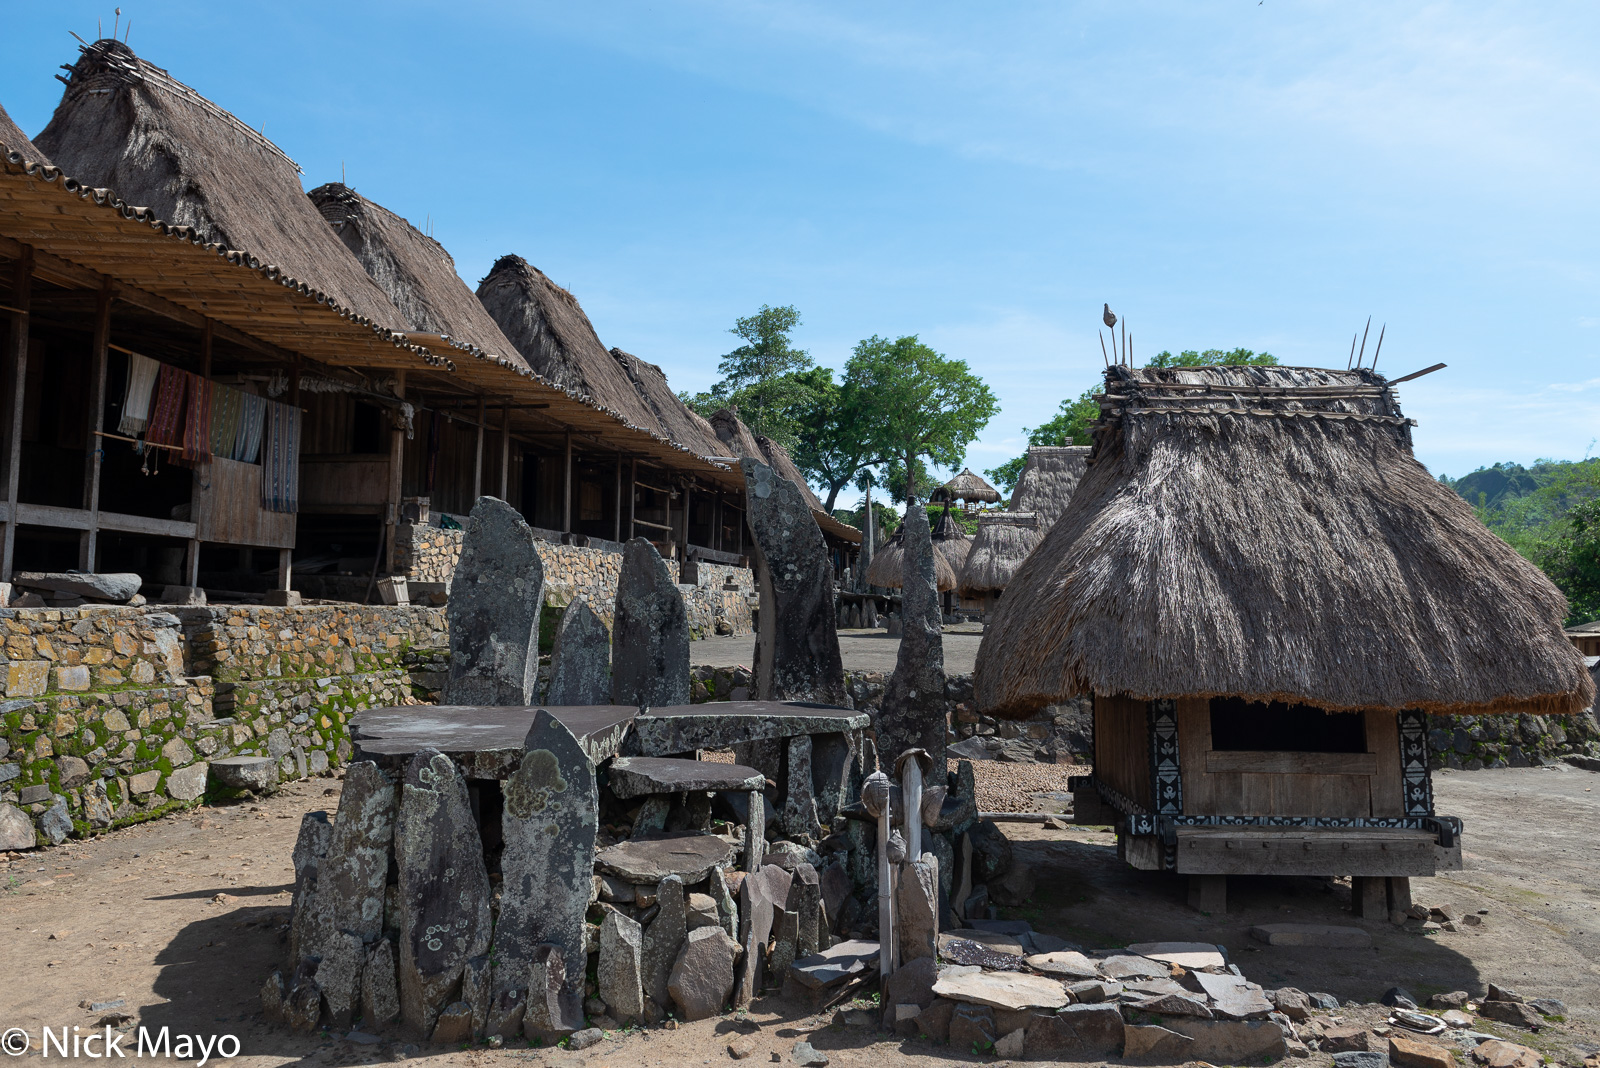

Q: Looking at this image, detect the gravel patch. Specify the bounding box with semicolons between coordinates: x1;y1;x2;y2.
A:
953;758;1086;812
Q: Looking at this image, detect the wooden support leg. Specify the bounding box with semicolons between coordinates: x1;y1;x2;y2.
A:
1188;874;1226;914
1351;875;1387;919
1386;876;1412;924
185;539;201;588
277;547;292;591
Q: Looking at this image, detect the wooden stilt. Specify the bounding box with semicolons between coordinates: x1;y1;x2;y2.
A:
1351;875;1387;919
2;247;33;581
1188;874;1226;914
79;279;113;571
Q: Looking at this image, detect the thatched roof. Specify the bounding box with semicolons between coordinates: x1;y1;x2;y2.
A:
974;363;1595;719
476;254;665;433
0;103;52;169
1008;445;1090;527
934;468;1001;504
611;348;727;459
308;183;531;371
865;530;957;592
35;39;402;328
708;409;824;512
958;512;1041;596
931;508;973;573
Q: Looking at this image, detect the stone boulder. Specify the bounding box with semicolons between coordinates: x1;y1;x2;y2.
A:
0;802;34;850
546;598;611;705
13;571;141;603
667;926;740;1021
443;497;545;706
611;539;690;707
210;755;278;793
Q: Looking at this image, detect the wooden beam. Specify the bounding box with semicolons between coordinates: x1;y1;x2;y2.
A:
473;394;485;502
1202;751;1379;776
2;245;32;580
563;431;573;534
499;402;510;500
79;279;113;571
0;501;198;539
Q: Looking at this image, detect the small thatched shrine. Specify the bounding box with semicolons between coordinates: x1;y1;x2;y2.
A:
864;529;958;592
974;364;1594;912
959;444;1088;614
932;467;1001;507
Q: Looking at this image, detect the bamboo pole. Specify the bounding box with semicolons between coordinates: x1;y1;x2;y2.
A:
79;279;112;571
2;246;34;581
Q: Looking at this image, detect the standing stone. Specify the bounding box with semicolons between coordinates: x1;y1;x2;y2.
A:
546;598;611;705
745;786;766;873
640;875;687;1009
611;538;690;708
897;855;939;962
734;864;793;1008
522;945;568;1039
598;912;645;1022
668;926;741;1021
316;931;368;1029
784;735;821;840
290;810;332;912
443;497;545;706
790;864;822;957
709;866;739;940
394;749;492;1038
876;505;946;769
362;938;401;1025
488;710;597;1036
739;458;847;705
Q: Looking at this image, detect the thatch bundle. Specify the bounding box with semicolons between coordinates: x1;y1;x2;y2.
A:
477;255;669;434
864;530;958;592
931;508;973;573
933;467;1001;505
974;364;1595;719
35;40;402;327
959;513;1041;596
1008;445;1089;526
0;103;53;168
309;183;530;371
612;348;726;459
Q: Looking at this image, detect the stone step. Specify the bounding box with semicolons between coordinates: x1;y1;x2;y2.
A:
606;756;765;799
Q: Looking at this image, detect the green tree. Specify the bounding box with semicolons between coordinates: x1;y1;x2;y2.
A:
845;335;999;506
678;304;818;450
789;367;888;512
986;346;1277;492
1536;498;1600;624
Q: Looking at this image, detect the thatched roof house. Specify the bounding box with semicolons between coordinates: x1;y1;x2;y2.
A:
933;468;1001;506
309;183;530;371
958;444;1088;598
976;365;1592;719
1007;445;1089;526
36;40;403;329
931;508;972;573
706;407;860;547
864;529;958;592
477;254;666;435
973;363;1594;895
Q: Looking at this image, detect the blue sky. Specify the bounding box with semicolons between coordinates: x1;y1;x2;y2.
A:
5;2;1598;493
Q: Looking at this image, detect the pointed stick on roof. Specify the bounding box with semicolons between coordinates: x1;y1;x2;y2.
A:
1371;323;1386;371
1356;315;1371;368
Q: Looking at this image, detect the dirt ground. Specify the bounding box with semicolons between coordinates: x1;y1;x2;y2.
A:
0;763;1595;1067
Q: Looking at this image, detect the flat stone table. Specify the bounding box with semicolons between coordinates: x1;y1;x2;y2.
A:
625;702;870;840
350;705;639;779
607;755;766;839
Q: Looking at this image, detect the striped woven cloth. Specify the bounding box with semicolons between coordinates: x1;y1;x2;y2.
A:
209;385;243;460
234;392;265;463
145;364;189;450
261;400;301;513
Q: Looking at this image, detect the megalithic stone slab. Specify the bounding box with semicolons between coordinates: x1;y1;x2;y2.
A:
739;458;847;705
598;911;645;1022
290;810;332;913
362;938;401;1026
640;875;688;1009
395;749;492;1038
522;944;568;1040
444;497;545;706
488;710;597;1036
547;597;611;706
897;855;939;962
783;735;822;839
876;504;946;770
734;864;794;1009
290;763;396;967
611;538;690;708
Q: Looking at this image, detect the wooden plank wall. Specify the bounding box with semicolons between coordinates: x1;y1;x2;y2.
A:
1175;699;1404;818
1094;694;1152;810
192;456;295;548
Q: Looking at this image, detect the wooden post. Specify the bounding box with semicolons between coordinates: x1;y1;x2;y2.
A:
79;279;113;571
200;318;213;379
627;458;636;540
877;790;894;979
1352;876;1387;919
473;394;485;502
277;547;292;592
185;538;201;587
499;401;510;499
682;481;693;556
901;758;924;863
2;247;34;581
613;454;623;542
562;432;573;533
385;369;405;573
1188;874;1226;915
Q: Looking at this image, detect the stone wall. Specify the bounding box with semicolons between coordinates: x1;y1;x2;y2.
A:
1427;710;1600;769
0;604;450;848
396;522;755;639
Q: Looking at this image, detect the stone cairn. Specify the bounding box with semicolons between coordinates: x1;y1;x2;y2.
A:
265;493;989;1044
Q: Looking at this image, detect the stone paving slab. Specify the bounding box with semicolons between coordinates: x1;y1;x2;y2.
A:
350;705;638;776
627;701;867;755
607;757;765;798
